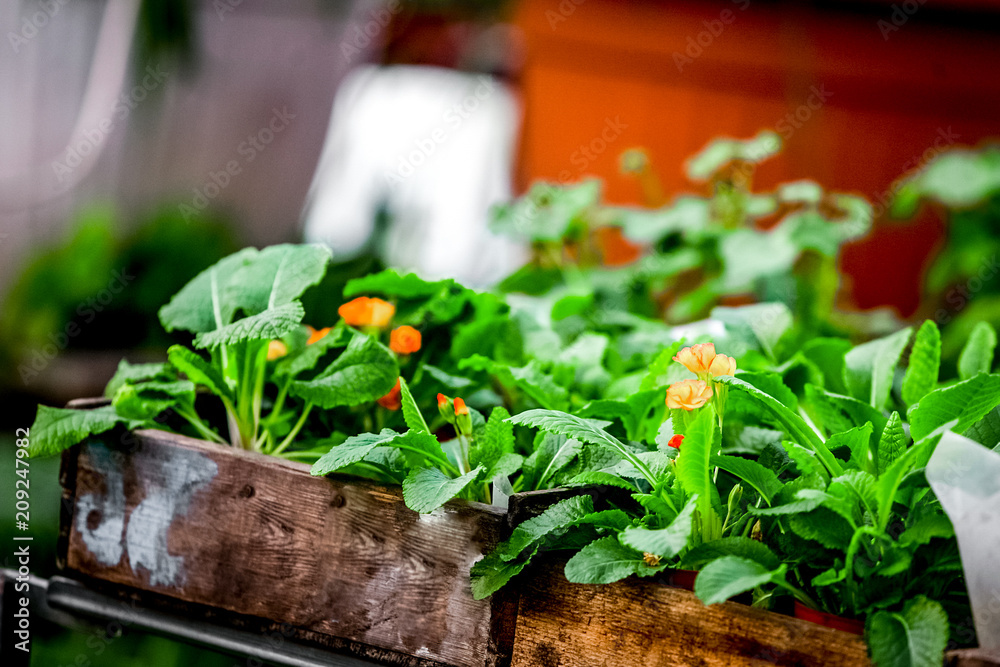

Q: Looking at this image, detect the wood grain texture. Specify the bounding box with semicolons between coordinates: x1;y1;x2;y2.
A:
60;428;515;667
511;563;871;667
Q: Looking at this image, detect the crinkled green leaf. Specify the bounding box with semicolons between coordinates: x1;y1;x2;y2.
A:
902;320;940;407
28;405;144;458
194;302;305;348
878;412;908;475
565;471;640;492
402;465;483;513
112;380;195;421
470;543;540;600
289;334;398;409
398;377;430;435
104;359;173;398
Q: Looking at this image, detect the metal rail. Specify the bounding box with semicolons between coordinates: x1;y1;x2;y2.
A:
1;569;385;667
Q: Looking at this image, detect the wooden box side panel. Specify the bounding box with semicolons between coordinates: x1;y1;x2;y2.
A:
61;429;511;667
512;566;870;667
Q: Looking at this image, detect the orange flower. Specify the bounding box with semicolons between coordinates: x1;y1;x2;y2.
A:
338;297;396;328
667;434;684;449
673;343;717;376
390;326;422;355
666;379;713;411
708;353;736;377
437;393;449;409
453;397;469;416
377;378;402;410
267;340;288;361
307;326;332;345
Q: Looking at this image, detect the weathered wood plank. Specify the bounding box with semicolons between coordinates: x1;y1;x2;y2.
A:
61;429;514;667
511;563;871;667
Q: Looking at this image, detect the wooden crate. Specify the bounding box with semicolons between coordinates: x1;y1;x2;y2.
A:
58;427;517;667
510;562;871;667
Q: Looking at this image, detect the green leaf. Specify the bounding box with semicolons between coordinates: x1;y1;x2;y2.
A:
867;596;949;667
289;334;399;408
680;537;780;571
344;269;454;299
470;543;540;600
194;301;305;348
900;514;954;547
788;508;854;550
799;337;852;395
167;345;234;402
422;364;473;390
620;497;697;558
878;412;908;475
564;471;639;493
902;320;940;407
159;245;329;334
158;247;257;333
958;321;997;381
719;376;842;477
312;429;411;475
28;405;142;458
829;422;874;473
508;410;636;470
398;377;430;435
738;371;797;411
402;465;483;513
804;384;888;443
963;405;1000;449
564;536;661;584
711;455;783;505
674;408;721;536
711;303;792;360
111;380;195;421
495;495;596;561
908;373;1000;441
843;327;912;410
875;438;934;532
274;324;352;378
104;359;173;398
694;556;784;606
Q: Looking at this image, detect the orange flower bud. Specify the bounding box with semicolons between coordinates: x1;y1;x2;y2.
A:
667;434;684;449
708;353;736;377
337;297;396;328
673;343;717;376
267;340;288;361
307;326;332;346
390;325;422;355
377;378;402;410
666;379;713;411
453;397;469;416
437;393;449;408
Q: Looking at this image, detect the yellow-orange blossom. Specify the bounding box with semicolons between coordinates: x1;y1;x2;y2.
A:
666;379;713;410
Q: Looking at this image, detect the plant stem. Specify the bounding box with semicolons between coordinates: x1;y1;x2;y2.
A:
271;402;314;456
175;407;227;445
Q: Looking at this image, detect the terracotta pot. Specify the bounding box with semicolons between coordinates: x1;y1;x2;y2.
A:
665;568;698;590
793;601;865;635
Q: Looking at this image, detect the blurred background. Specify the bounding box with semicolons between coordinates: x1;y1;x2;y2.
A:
1;0;999;663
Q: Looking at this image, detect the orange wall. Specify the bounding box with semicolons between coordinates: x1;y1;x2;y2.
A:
511;0;1000;316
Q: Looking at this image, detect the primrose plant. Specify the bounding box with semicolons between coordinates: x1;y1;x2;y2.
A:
27;245;399;458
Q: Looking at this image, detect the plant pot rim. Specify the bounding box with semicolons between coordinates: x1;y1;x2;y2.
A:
793;600;865;635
